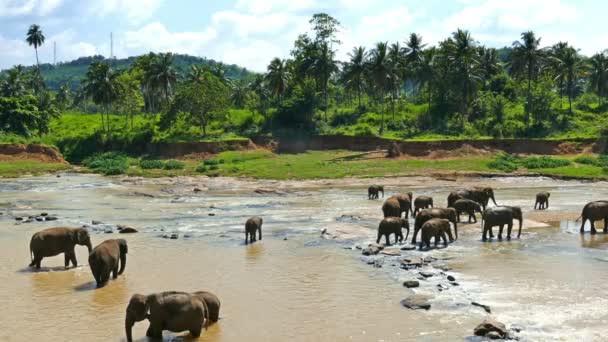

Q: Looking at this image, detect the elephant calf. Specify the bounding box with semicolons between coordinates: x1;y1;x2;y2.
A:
535;192;550;210
413;196;433;216
245;216;263;244
89;239;128;288
125;291;211;342
579;200;608;234
450;199;482;223
419;218;450;250
411;208;457;244
29;227;92;269
192;291;221;323
368;185;384;199
481;206;523;241
377;217;409;246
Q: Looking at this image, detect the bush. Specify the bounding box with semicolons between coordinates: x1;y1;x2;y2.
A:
163;160;185;170
139;160;165;169
488;154;520;172
195;164;207;173
203;158;221;166
208;165;219;170
82;152;128;175
520;156;571;169
574;156;599;166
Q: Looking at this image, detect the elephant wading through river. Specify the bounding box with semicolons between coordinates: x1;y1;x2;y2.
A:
376;217;409;246
245;216;263;244
413;196;434;216
579;200;608;234
125;291;210;342
368;185;384;199
88;239;128;288
447;187;497;211
411;208;458;244
481;206;523;241
450;199;482;223
419;218;451;250
535;192;550;210
29;227;92;269
382;193;413;218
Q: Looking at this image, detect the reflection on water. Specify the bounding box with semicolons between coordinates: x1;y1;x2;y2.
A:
1;174;608;341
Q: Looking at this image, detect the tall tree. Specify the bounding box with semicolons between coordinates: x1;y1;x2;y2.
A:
367;42;390;134
265;58;290;103
552;47;587;114
549;42;569;107
26;24;45;74
309;13;341;118
511;31;544;128
1;65;28;97
404;33;426;93
418;47;436;115
445;29;481;122
478;47;501;88
342;46;368;108
248;74;271;116
83;62;121;132
388;42;405;119
147;53;177;107
229;79;250;109
589;52;608;106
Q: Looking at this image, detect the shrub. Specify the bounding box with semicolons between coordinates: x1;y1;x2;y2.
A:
574;156;599;166
520;156;571;169
208;164;219;170
203;159;220;166
139;160;165;169
163;160;185;170
195;164;207;173
488;154;520;172
82;152;128;175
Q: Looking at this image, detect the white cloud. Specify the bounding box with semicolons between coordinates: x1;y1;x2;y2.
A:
123;22;216;55
234;0;318;15
87;0;163;23
0;0;64;16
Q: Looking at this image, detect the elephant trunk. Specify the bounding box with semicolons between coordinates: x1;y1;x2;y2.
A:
518;214;523;238
86;241;92;253
118;253;127;275
125;315;135;342
491;194;497;206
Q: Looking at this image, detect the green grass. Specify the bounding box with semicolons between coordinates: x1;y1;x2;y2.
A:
0;161;70;177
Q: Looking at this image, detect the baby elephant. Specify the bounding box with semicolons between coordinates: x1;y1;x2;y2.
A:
245;216;263;244
535;191;550;210
413;196;433;216
88;239;128;288
192;291;221;323
368;185;384;199
419;218;450;250
451;199;483;223
377;217;409;246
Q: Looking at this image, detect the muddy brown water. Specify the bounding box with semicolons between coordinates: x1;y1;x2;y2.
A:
1;174;607;341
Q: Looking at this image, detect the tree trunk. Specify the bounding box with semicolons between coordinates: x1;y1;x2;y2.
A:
379;92;385;135
35;47;40;73
100;110;105;132
202;123;207;136
526;77;531;128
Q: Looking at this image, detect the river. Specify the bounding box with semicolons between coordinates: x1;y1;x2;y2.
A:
0;174;607;341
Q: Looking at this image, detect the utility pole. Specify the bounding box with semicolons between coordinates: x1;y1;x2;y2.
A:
110;32;114;60
53;41;56;66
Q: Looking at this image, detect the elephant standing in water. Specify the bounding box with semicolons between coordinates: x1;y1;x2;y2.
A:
245;216;263;244
368;185;384;199
535;192;550;210
411;208;458;244
579;200;608;234
481;206;523;241
447;187;497;210
382;192;413;218
450;199;482;223
192;291;221;323
413;196;433;216
29;227;92;269
88;239;128;288
419;218;451;250
125;291;210;342
376;217;409;245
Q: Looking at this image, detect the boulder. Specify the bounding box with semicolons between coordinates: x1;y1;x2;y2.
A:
419;271;434;278
402;280;420;288
381;249;401;256
104;228;113;234
208;213;216;216
447;275;456;282
401;257;424;269
92;220;103;225
119;227;138;234
254;188;286;196
473;318;507;339
45;216;58;221
40;212;48;217
400;294;431;310
193;188;203;192
362;245;382;256
35;217;44;222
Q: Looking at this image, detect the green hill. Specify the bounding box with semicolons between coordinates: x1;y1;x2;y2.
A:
3;54;256;90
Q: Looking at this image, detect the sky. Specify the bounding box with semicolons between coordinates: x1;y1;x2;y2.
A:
0;0;605;72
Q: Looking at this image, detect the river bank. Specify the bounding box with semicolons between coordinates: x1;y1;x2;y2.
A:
1;174;607;341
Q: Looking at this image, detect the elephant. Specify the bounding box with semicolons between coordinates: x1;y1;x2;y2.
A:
535;191;550;210
419;218;450;250
125;291;210;342
447;187;497;211
88;239;128;288
376;217;409;246
450;199;483;223
481;206;523;241
413;196;433;216
192;291;221;323
29;227;92;269
382;192;413;218
579;200;608;234
368;185;384;199
411;208;458;244
245;216;263;244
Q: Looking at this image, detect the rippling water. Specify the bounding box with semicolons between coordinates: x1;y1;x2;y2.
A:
1;174;607;341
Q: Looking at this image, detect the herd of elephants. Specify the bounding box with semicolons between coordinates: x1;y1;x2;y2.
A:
24;184;608;340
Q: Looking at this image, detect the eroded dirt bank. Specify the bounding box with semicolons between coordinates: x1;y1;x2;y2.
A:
0;144;67;163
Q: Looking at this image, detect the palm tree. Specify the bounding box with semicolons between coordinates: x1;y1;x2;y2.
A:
230;80;249;109
388;42;405;120
146;53;177;107
265;58;290;103
589;52;608;106
367;42;390;134
83;62;121;132
548;42;569;107
186;65;205;84
26;24;45;74
311;42;339;119
478;47;501;88
1;65;27;97
342;46;367;108
445;29;481;122
418;48;436;114
511;31;544;128
552;47;587;114
248;74;271;116
404;33;426;93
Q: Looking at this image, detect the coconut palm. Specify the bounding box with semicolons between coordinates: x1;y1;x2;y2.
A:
367;42;390;134
26;24;45;73
589;52;608;106
418;47;436;114
248;74;271;115
265;58;290;103
342;46;368;108
388;42;406;119
230;80;250;109
404;33;426;93
552;47;588;114
186;65;206;84
445;29;481;122
311;42;339;118
83;62;121;132
511;31;544;128
548;42;569;107
147;53;177;106
1;65;28;97
478;47;501;88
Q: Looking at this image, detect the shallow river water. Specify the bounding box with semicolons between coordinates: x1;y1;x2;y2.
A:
1;174;607;341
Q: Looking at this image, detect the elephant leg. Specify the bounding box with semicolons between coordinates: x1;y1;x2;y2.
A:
146;322;162;339
385;233;391;246
546;199;549;209
31;254;42;269
482;224;488;241
498;225;504;240
258;228;262;241
411;228;419;244
69;250;77;268
190;325;202;338
591;220;597;235
507;223;513;240
64;252;70;268
376;232;382;244
534;201;538;210
604;217;608;233
245;232;248;244
580;218;586;233
112;265;119;279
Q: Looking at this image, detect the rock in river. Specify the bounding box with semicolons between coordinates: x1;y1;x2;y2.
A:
119;227;138;234
473;318;508;339
402;280;420;288
400;294;431;310
361;243;384;256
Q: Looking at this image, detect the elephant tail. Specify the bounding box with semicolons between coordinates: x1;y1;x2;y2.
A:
574;214;582;222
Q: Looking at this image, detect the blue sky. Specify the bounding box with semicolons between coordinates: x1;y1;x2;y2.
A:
0;0;605;71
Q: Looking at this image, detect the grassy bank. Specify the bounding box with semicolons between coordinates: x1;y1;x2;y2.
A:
0;160;71;178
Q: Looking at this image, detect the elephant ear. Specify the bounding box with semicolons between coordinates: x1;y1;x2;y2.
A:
118;239;128;254
77;229;88;244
